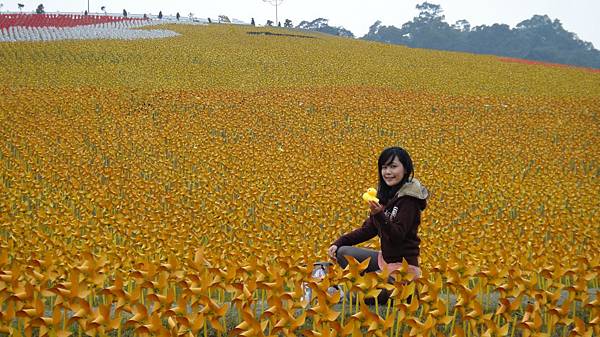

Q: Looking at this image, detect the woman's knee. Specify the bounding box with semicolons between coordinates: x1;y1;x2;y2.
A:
336;246;352;267
336;245;351;257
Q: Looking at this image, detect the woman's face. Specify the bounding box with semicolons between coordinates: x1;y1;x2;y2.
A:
381;156;405;186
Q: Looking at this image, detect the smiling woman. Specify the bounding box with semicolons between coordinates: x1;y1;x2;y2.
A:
328;146;429;304
380;155;407;194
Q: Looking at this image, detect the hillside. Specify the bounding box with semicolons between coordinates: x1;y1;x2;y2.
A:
295;3;600;69
0;24;599;336
2;24;599;96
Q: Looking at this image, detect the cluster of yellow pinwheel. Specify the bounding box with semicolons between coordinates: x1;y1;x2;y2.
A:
1;24;598;96
1;23;599;335
1;248;598;336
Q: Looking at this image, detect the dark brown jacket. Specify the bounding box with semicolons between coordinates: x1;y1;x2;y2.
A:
332;178;428;266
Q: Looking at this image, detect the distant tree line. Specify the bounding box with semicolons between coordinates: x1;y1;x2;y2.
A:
295;18;354;38
295;2;600;69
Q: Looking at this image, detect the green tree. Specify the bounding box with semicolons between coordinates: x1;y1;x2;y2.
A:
415;2;444;24
399;2;456;50
359;2;600;68
468;24;514;55
296;18;354;38
363;21;406;44
452;19;470;32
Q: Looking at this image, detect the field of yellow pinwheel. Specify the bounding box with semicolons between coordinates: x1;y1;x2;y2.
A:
0;24;599;336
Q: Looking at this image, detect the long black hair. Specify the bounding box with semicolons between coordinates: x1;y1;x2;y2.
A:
377;147;414;205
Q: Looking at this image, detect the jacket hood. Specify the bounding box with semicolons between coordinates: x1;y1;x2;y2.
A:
396;178;428;199
395;178;428;210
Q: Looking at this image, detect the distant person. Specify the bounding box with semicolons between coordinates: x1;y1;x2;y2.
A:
176;12;180;21
328;146;428;304
251;17;255;26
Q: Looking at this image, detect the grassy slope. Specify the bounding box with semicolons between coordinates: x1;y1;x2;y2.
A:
1;24;599;97
1;24;599;268
0;23;599;337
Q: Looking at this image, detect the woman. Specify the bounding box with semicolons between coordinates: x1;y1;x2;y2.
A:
328;146;428;303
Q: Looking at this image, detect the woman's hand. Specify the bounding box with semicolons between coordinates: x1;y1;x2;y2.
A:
328;245;338;261
368;201;385;215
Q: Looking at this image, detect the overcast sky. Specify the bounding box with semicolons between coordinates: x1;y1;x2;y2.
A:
3;0;599;48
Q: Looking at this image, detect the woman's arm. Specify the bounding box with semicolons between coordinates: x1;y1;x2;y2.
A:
332;217;378;247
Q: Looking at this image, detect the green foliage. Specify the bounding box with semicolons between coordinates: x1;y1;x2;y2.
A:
361;2;600;69
296;18;355;38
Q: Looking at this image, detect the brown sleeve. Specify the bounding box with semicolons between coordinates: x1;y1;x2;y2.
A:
332;216;378;247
